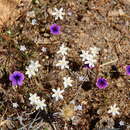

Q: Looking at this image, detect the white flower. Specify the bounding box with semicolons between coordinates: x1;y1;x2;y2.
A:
41;47;47;52
119;120;125;126
52;88;64;101
85;58;97;68
52;8;65;20
35;99;47;110
85;54;96;62
20;45;26;51
29;93;40;105
63;76;73;88
80;47;100;68
31;19;37;25
25;67;36;78
12;102;19;108
74;105;82;111
29;60;41;72
79;76;86;81
84;54;97;68
90;47;100;57
25;60;41;78
108;104;120;116
80;50;89;61
57;44;69;56
29;93;46;110
56;56;69;70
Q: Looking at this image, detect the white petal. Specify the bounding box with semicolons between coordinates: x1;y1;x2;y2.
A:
59;95;63;99
52;94;55;98
52;89;56;92
116;111;120;115
108;110;111;113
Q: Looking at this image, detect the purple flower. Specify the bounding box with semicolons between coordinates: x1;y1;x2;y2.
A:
50;24;61;35
96;78;108;89
9;71;24;86
126;65;130;76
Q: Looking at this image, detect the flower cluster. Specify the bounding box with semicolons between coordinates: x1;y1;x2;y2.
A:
80;47;100;68
9;5;130;122
3;3;130;127
52;78;73;102
29;93;46;110
50;8;65;35
56;43;69;70
50;8;69;70
50;9;74;102
25;60;41;78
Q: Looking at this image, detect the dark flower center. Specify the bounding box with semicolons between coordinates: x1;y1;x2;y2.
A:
83;64;90;69
99;79;106;86
52;26;58;32
14;75;20;81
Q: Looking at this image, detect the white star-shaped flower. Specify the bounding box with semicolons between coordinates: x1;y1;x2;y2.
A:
29;60;41;72
80;50;89;61
84;54;97;68
20;45;26;51
85;54;96;62
29;93;40;105
25;60;41;78
63;76;73;88
41;47;47;52
74;105;82;111
35;99;47;110
56;56;69;70
52;88;64;101
25;67;36;78
51;8;65;20
31;19;37;25
108;104;120;116
12;102;19;108
119;120;125;126
57;44;69;56
80;47;100;68
85;58;97;68
29;93;46;110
